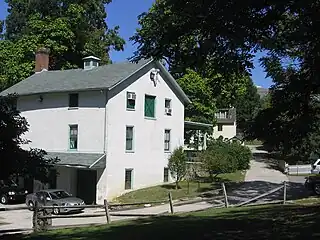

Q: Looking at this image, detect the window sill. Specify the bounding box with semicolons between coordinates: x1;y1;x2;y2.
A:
68;107;79;110
125;150;135;153
126;108;135;111
144;117;156;120
68;149;78;151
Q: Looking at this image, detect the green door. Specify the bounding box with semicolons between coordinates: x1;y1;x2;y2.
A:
77;170;97;204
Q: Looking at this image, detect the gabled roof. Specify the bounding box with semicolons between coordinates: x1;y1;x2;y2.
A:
1;59;151;96
0;59;191;104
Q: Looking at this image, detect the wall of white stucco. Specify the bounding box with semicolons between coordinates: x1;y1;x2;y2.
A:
212;122;237;139
105;66;184;199
17;91;106;153
96;168;108;203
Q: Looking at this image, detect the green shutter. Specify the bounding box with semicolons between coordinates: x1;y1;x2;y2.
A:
144;95;155;118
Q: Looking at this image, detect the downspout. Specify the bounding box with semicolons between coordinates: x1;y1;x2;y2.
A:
103;90;108;153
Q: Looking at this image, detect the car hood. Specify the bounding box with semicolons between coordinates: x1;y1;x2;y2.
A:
54;197;83;204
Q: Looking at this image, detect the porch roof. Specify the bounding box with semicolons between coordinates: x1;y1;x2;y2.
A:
184;120;213;130
46;152;106;169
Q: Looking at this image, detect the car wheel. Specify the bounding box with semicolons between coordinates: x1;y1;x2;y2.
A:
314;184;320;195
27;201;34;211
53;205;60;215
0;195;8;205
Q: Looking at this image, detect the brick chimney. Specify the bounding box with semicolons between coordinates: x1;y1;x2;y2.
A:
35;47;50;73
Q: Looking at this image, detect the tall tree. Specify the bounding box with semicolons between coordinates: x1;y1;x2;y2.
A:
0;0;125;91
177;69;216;124
233;77;261;136
0;94;59;181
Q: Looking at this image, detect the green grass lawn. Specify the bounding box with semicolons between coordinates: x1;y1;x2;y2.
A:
115;171;245;204
10;203;320;240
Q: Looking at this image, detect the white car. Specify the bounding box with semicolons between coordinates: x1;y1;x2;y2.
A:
311;159;320;174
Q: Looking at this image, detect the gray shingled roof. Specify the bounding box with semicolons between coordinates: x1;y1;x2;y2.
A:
47;152;106;169
1;59;152;96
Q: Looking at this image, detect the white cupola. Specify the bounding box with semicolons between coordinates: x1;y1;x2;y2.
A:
83;56;101;70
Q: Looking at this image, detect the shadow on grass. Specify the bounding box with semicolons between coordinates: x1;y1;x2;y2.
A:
20;204;320;240
160;184;177;190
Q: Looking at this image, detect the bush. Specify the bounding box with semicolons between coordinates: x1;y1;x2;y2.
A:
199;139;251;179
229;142;252;170
199;146;237;180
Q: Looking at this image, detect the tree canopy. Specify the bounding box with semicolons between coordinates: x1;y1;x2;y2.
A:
0;0;125;91
131;0;320;161
0;94;58;181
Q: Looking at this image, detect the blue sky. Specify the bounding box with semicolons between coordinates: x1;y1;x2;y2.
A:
0;0;272;88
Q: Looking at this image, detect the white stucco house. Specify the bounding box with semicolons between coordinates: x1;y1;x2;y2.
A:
0;49;196;204
213;108;237;140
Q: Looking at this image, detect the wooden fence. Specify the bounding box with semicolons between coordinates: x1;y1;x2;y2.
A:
0;181;289;233
28;192;176;232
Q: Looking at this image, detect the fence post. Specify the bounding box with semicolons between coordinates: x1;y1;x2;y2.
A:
187;181;190;194
104;199;111;224
32;201;39;232
168;192;174;214
283;181;287;204
221;182;229;208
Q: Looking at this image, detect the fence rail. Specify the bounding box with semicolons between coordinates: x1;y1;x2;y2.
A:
30;192;175;232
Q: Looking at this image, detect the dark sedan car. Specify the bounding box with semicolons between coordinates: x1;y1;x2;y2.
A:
305;175;320;195
25;189;85;215
0;180;28;204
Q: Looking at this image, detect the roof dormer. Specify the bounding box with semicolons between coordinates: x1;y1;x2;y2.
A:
83;56;101;70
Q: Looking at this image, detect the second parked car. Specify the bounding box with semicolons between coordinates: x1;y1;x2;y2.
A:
0;179;28;205
25;189;85;215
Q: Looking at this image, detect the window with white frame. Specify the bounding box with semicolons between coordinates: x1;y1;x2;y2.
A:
69;125;78;150
126;126;134;151
164;129;171;151
125;169;133;190
126;92;136;110
165;99;172;115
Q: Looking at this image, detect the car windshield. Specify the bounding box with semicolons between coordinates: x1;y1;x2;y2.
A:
50;191;71;199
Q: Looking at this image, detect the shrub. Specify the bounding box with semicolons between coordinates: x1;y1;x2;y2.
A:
199;139;251;179
229;142;252;170
199;147;237;180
